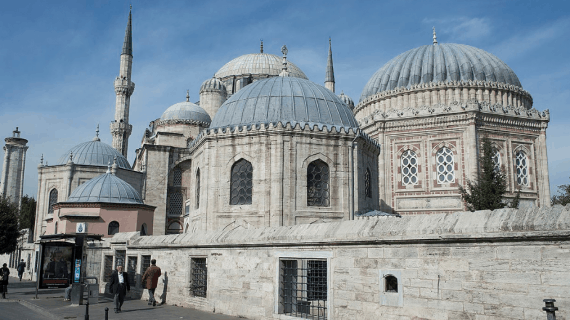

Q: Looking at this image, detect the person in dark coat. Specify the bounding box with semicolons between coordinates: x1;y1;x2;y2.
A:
108;265;130;313
142;259;161;306
0;263;9;299
17;259;26;281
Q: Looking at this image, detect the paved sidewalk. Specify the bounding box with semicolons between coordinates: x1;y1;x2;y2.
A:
0;278;245;320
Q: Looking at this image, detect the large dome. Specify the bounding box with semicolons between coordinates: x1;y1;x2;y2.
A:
215;53;308;80
66;172;143;204
209;76;359;131
160;101;211;124
57;138;131;169
360;43;522;102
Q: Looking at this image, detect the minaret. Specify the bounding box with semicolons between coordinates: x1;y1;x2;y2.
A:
110;7;135;158
0;127;28;209
325;37;335;93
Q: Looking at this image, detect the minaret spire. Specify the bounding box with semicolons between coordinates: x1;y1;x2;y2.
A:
111;7;135;158
325;37;335;93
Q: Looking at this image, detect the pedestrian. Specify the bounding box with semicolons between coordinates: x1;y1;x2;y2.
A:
17;259;26;281
0;263;9;299
141;259;161;306
108;265;130;313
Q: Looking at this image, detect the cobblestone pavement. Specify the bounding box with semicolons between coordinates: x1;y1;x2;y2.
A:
0;278;245;320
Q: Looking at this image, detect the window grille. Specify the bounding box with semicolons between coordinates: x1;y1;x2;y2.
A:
307;160;330;207
515;151;529;186
115;250;126;268
401;150;418;185
436;147;455;183
196;169;200;209
365;168;372;198
280;259;327;319
191;258;207;298
173;167;182;186
492;150;501;172
48;189;58;214
230;159;253;205
127;256;137;286
108;221;120;235
141;255;151;276
168;192;183;216
103;255;113;282
385;275;398;292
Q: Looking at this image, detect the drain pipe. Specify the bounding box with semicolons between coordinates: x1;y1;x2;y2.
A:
350;132;360;220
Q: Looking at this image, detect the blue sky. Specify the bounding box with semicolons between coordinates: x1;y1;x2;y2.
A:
1;0;569;199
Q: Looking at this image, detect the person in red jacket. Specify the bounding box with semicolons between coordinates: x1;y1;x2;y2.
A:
141;259;161;306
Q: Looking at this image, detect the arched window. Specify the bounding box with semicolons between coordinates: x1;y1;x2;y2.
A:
515;151;529;186
140;223;147;236
307;160;330;207
167;221;183;234
168;192;183;215
48;189;58;214
385;275;398;293
436;147;455;183
401;150;418;185
173;167;182;186
196;169;200;209
365;168;372;198
492;150;501;173
108;221;120;235
230;159;253;205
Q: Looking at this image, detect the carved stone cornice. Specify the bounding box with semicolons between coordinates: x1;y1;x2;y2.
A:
114;77;135;96
155;119;210;128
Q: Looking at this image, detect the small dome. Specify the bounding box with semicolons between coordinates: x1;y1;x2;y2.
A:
360;43;522;102
57;139;131;169
338;92;355;110
200;77;227;94
160;101;212;124
66;172;143;204
215;53;308;80
210;76;359;131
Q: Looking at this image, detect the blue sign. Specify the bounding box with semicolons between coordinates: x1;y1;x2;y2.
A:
74;259;81;283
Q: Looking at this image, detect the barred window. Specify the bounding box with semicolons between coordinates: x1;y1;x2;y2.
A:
108;221;119;235
196;169;200;209
280;259;327;319
365;168;372;198
307;160;330;207
190;258;207;298
173;166;182;186
127;256;137;286
230;159;253;205
103;255;113;282
48;189;58;214
168;192;183;216
492;150;501;172
436;147;455;183
141;255;151;276
515;151;529;186
401;150;418;185
115;250;126;268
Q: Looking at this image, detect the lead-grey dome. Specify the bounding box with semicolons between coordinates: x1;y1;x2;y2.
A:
338;92;355;110
200;77;227;94
57;139;131;169
160;101;212;124
209;76;359;131
360;43;522;102
215;53;308;80
66;172;143;204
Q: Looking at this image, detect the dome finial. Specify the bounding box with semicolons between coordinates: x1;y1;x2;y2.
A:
67;152;73;164
186;90;190;102
433;27;438;45
279;45;290;77
40;154;44;166
107;161;112;174
111;156;118;175
260;39;263;53
93;124;101;141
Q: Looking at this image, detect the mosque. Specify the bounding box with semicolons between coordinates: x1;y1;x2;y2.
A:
26;9;550;239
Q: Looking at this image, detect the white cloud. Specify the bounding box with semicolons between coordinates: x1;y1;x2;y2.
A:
423;17;492;41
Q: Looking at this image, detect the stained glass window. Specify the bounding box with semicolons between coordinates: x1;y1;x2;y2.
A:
515;151;529;186
230;159;253;205
307;160;330;207
48;189;58;214
401;150;418;185
436;147;455;183
365;168;372;198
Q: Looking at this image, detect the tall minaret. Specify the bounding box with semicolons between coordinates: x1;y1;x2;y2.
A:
325;37;335;93
110;7;135;158
0;128;28;209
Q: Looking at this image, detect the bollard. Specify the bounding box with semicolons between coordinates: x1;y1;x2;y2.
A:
84;297;89;320
105;307;109;320
543;299;558;320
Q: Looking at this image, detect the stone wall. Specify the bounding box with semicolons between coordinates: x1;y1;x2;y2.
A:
90;205;570;320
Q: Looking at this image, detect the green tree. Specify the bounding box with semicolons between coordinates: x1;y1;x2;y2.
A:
551;177;570;206
0;196;21;255
19;195;36;232
459;138;508;211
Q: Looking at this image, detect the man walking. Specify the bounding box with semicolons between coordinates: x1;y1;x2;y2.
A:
17;259;26;281
0;263;9;299
142;259;161;306
109;265;130;313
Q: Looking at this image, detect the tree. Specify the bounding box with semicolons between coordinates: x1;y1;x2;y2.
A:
0;196;21;255
459;138;508;211
551;177;570;206
19;195;36;232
